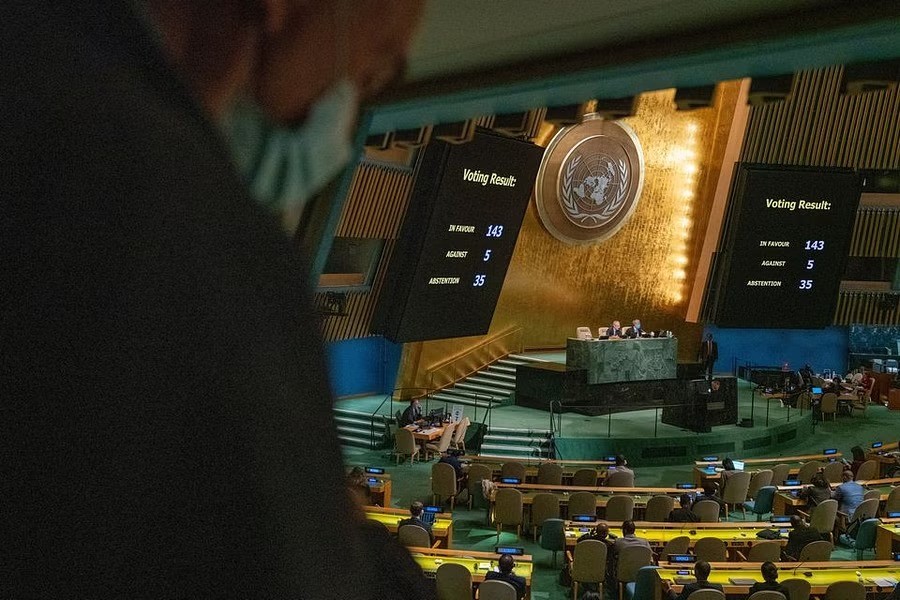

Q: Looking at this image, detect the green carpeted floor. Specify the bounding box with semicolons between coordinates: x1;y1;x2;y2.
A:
341;402;900;599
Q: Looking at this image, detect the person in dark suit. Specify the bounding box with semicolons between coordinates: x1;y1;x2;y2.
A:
398;501;434;545
399;398;424;427
748;562;790;597
783;515;823;560
484;554;527;600
0;2;431;598
668;494;700;522
627;319;645;338
608;320;624;338
698;333;718;380
662;561;723;600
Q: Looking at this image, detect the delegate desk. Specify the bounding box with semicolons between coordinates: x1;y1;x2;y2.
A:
364;506;454;547
564;520;789;556
866;443;900;478
773;478;900;515
408;547;533;599
467;454;614;484
489;483;700;521
657;561;900;597
566;336;677;384
367;475;392;507
693;452;844;486
876;518;900;560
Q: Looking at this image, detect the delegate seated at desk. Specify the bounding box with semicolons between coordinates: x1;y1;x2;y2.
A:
627;319;646;338
399;398;423;427
608;320;623;339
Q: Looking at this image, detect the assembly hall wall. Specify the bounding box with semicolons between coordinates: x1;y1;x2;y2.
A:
393;83;745;391
703;66;900;376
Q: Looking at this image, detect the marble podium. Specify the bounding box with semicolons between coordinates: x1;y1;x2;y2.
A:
566;337;677;384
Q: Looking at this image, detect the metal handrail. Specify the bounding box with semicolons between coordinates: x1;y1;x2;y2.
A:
425;326;524;392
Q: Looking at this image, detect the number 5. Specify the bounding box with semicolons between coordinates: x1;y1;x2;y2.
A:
483;249;492;261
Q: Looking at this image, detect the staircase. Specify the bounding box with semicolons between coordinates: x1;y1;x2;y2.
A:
335;352;552;450
333;406;391;449
480;425;554;459
429;353;550;411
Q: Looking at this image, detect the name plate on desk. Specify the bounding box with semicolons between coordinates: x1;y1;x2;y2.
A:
566;337;677;384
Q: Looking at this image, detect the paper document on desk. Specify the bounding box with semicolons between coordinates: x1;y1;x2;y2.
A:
873;577;898;587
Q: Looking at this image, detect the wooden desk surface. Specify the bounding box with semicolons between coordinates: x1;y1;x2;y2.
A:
495;482;698;494
468;454;615;467
404;424;445;441
657;561;900;595
364;507;453;546
564;521;789;549
407;546;533;590
694;452;843;466
876;522;900;559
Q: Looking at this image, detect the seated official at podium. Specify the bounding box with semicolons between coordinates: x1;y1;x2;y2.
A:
607;320;623;338
627;319;646;338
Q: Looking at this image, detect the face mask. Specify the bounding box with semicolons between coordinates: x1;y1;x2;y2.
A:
224;78;359;214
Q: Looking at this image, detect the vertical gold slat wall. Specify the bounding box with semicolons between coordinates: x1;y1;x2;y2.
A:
317;164;413;341
740;66;900;169
849;208;900;257
740;66;900;325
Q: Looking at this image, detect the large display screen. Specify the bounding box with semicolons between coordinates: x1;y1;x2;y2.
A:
373;131;544;342
712;164;860;328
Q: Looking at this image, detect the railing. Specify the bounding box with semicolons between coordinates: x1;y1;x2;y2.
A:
549;400;563;460
425;326;524;392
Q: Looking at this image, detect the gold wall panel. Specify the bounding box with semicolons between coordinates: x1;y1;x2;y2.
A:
397;85;744;390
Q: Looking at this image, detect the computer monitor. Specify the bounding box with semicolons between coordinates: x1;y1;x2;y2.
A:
495;546;525;556
872;441;883;449
571;515;595;522
771;515;791;523
500;477;521;484
732;460;745;471
811;386;823;395
365;466;385;475
823;448;837;456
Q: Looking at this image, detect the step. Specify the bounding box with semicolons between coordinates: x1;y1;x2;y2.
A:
488;364;518;375
483;434;550;446
338;433;376;448
333;414;381;429
336;423;383;440
508;353;551;363
487;426;553;437
440;387;506;403
455;382;513;396
482;370;517;382
466;375;516;390
480;443;550;457
431;392;497;409
333;407;391;421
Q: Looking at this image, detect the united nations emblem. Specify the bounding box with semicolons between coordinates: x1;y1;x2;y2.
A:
535;114;645;244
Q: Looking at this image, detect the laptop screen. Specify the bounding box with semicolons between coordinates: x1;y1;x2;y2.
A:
811;386;823;395
421;505;442;525
732;460;745;471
